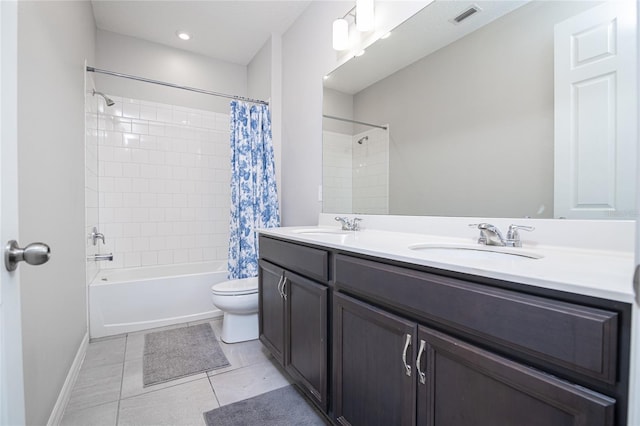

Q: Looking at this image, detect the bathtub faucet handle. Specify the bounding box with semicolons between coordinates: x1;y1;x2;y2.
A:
90;227;105;246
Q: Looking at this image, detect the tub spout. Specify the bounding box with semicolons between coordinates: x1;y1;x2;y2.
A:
88;253;113;262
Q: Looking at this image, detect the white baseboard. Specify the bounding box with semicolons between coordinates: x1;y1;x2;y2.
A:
46;332;89;426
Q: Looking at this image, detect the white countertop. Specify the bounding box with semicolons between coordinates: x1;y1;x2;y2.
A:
259;226;636;303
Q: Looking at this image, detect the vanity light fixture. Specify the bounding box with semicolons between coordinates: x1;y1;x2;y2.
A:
176;30;192;41
356;0;375;31
332;18;349;51
332;1;376;51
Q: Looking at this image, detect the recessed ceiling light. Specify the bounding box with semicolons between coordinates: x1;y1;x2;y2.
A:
323;75;330;80
176;31;191;41
380;32;391;40
355;50;366;57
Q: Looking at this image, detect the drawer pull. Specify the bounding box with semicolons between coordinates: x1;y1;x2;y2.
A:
402;334;412;377
416;339;427;385
282;277;288;300
276;274;284;298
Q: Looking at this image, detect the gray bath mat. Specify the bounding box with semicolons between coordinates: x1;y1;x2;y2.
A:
203;385;329;426
143;323;230;387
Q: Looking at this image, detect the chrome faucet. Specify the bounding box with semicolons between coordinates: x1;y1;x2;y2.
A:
469;223;534;247
335;216;362;231
90;227;105;246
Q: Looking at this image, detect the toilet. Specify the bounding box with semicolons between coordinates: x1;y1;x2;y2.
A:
210;277;259;343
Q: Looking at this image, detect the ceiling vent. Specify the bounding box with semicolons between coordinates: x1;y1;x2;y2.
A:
452;5;481;24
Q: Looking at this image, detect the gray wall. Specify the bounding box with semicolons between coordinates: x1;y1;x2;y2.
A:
96;29;247;113
353;1;596;218
322;88;354;135
17;2;96;424
281;2;346;225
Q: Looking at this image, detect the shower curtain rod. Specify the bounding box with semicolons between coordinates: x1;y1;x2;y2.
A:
86;66;269;106
322;114;388;130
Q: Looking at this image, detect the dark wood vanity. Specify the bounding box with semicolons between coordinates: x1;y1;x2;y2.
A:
258;234;631;426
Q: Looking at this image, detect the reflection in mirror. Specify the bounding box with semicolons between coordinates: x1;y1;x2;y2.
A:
322;0;637;219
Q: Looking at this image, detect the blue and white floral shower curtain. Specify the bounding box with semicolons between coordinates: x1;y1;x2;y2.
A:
227;100;280;280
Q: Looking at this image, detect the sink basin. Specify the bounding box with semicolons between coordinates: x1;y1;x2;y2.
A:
291;228;349;236
408;243;543;260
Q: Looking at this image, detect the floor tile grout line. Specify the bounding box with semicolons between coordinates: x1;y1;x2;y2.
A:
115;333;130;426
207;374;221;408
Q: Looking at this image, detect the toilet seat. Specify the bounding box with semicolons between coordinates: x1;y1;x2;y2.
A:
211;277;258;296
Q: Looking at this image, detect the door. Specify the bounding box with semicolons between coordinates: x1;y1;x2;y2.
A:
554;1;637;219
416;325;615;426
0;1;26;424
258;260;285;364
285;270;327;410
333;292;416;426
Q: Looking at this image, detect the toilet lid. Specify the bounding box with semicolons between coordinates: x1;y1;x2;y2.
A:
211;277;259;296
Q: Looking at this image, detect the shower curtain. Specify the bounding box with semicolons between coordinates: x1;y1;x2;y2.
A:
227;100;280;280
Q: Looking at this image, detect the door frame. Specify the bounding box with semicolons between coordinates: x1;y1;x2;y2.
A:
0;1;27;424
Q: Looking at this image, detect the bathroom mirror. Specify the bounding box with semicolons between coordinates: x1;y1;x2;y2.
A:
322;0;637;219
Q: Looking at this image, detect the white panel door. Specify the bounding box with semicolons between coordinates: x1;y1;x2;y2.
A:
0;2;26;425
554;1;637;219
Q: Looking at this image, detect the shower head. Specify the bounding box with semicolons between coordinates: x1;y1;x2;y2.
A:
92;89;115;107
357;136;369;145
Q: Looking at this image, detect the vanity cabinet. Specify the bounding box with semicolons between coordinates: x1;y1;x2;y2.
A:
258;237;329;411
334;254;621;426
258;235;629;426
333;291;616;426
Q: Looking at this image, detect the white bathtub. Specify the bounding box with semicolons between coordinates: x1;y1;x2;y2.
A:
89;262;227;338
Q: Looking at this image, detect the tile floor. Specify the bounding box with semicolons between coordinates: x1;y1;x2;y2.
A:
60;318;298;426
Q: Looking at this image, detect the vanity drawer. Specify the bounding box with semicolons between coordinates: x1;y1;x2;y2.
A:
334;254;618;385
259;236;329;282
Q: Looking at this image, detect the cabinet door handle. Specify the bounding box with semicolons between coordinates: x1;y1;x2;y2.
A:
402;333;412;377
281;277;288;300
416;339;427;385
276;275;284;298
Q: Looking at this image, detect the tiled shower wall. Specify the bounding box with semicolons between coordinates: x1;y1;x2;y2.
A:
352;127;389;214
86;95;231;270
322;127;389;215
322;130;353;213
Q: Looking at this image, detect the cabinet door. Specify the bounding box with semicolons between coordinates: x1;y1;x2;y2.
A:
416;325;615;426
285;271;328;410
258;260;285;364
333;292;416;426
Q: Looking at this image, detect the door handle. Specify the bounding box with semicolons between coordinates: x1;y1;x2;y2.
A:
5;240;51;272
402;333;412;377
416;339;427;385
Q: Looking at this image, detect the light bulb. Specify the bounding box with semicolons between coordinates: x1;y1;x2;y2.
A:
356;0;374;32
332;18;349;51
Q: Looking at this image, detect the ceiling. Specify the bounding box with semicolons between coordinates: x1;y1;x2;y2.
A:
91;1;311;66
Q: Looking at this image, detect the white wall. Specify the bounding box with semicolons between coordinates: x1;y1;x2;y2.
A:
17;2;96;424
282;1;430;225
96;30;246;113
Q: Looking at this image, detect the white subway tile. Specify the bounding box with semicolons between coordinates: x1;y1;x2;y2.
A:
140;251;158;266
188;248;204;262
148;123;165;136
132;120;149;135
115;237;133;253
157;250;173;264
114;147;131;162
173;249;189;264
139;105;157;121
122;164;140;178
141;222;157;236
123;102;140;119
131;178;149;193
156;107;172;123
149;208;165;222
132;237;150;252
123;252;141;268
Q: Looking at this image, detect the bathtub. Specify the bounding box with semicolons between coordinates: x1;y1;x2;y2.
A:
89;262;227;338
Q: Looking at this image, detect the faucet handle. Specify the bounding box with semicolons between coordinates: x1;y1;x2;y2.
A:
352;217;362;230
507;224;535;239
506;224;534;247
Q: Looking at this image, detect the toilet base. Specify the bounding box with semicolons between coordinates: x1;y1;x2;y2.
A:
220;311;258;343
